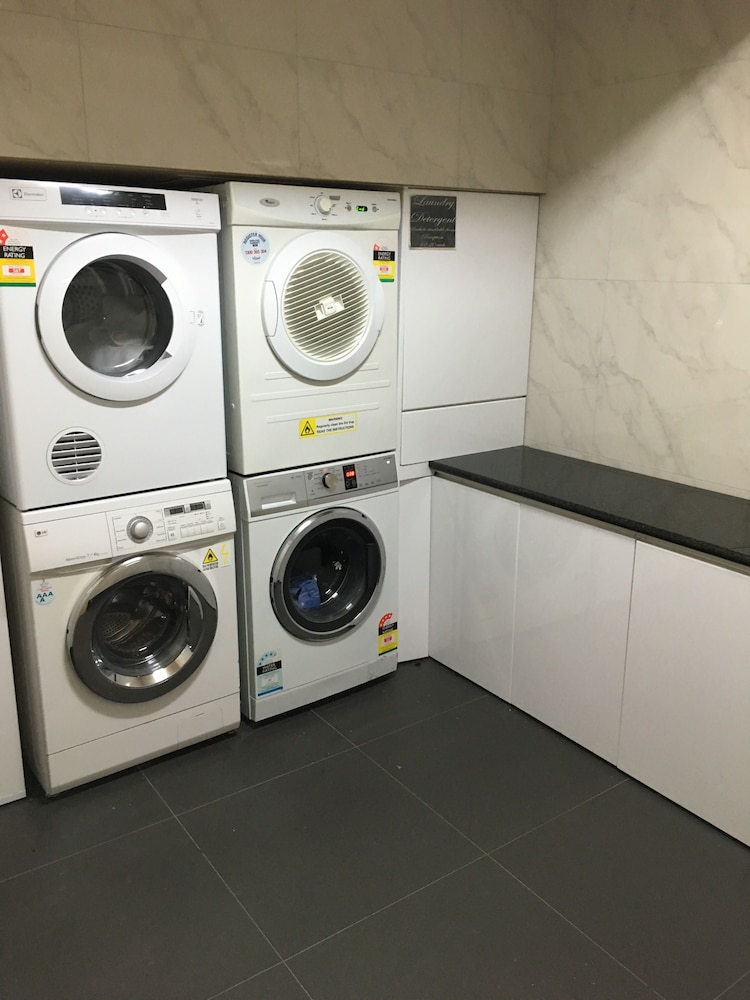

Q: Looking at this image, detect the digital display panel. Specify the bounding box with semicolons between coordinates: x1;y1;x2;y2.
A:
343;464;358;489
60;186;168;211
356;205;368;212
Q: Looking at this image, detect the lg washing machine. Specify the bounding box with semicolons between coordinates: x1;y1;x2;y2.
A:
0;179;226;510
232;453;399;720
0;479;239;794
211;182;401;475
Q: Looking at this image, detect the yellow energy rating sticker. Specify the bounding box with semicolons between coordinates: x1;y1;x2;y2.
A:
378;613;398;655
299;413;357;439
202;548;219;570
0;244;35;286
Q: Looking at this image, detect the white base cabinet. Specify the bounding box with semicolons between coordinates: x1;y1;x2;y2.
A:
620;542;750;846
429;477;518;700
397;476;432;662
513;506;635;763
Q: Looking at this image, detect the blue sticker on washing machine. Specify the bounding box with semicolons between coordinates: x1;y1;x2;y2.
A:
241;230;269;265
34;579;55;606
256;650;283;695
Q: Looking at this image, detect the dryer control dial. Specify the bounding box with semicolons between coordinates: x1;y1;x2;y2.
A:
322;472;339;490
127;516;153;543
315;195;334;216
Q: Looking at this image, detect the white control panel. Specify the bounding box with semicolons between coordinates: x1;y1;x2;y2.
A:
246;453;397;518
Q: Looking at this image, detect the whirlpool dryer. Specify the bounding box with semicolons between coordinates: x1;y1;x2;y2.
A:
0;179;226;510
232;452;399;720
0;479;239;793
212;182;401;475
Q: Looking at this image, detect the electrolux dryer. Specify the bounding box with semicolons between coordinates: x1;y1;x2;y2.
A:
0;479;240;794
232;453;399;720
0;179;226;510
213;182;401;474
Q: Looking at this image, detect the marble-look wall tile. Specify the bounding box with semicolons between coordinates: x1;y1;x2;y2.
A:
298;0;462;80
553;0;629;94
530;278;607;392
624;0;750;81
592;280;750;495
76;0;297;52
609;61;750;283
1;0;75;14
458;83;549;191
298;58;460;187
80;23;298;174
535;85;622;278
0;12;87;160
461;0;555;94
524;278;605;458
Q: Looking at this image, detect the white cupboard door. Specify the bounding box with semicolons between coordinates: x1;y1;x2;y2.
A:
513;506;635;763
398;476;432;661
620;542;750;846
429;477;518;699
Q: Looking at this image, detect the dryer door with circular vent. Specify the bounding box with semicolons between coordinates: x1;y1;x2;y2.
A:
261;232;384;382
36;233;196;402
67;553;218;704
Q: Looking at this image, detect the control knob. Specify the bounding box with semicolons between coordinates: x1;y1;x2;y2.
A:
322;472;339;490
315;194;334;215
127;516;153;543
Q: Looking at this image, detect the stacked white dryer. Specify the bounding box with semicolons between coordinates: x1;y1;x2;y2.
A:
0;179;240;793
212;182;401;720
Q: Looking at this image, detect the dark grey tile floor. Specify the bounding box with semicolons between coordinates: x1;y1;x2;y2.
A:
2;658;750;1000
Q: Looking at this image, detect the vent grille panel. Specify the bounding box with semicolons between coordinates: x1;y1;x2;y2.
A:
282;250;371;362
49;430;103;482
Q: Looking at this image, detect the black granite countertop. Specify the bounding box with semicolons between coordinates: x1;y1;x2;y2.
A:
430;446;750;569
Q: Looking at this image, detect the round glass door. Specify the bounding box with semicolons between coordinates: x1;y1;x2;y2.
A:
270;508;385;641
67;554;217;703
36;233;196;401
62;257;172;377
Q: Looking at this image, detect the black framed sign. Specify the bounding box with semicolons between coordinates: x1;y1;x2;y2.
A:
409;194;457;248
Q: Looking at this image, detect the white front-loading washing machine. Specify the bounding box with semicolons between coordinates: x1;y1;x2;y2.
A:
232;453;399;720
0;551;25;805
212;182;401;475
0;479;239;794
0;178;226;510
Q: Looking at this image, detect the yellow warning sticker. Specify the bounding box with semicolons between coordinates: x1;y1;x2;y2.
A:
299;413;357;438
0;241;36;286
202;548;219;570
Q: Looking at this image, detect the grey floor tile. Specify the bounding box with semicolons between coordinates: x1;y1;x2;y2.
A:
214;964;311;999
290;857;660;1000
363;695;622;850
143;711;350;813
313;656;486;744
0;768;170;880
496;780;750;1000
181;749;480;957
0;819;277;1000
720;973;750;1000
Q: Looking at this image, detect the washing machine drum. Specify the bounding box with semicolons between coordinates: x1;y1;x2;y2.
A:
261;232;385;382
271;507;385;641
67;554;217;703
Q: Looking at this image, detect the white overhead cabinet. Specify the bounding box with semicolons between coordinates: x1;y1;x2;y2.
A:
512;506;635;764
399;191;538;468
429;477;518;700
619;542;750;847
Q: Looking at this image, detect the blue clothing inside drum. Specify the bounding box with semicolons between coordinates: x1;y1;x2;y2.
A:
290;574;321;609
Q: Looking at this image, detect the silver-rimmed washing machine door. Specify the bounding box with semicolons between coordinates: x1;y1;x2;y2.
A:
270;507;385;641
67;553;217;704
36;233;196;402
